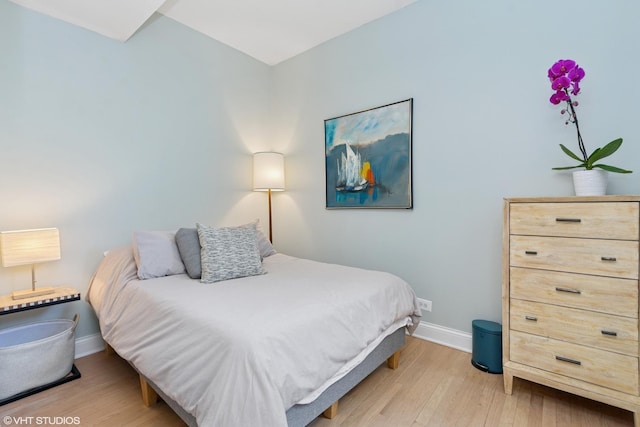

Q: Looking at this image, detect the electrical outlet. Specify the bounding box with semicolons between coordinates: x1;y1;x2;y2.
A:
417;298;432;312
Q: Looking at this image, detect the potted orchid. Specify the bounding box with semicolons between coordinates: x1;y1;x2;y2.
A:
548;59;631;195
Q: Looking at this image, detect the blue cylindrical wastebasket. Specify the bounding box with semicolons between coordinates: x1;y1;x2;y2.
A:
471;319;502;374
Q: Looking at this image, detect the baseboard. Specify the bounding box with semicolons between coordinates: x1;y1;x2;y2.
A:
73;321;473;360
412;321;472;353
74;333;105;359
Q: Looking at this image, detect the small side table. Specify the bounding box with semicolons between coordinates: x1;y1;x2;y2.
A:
0;286;80;315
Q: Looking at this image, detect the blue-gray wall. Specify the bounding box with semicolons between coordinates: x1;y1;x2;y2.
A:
0;1;272;336
269;0;640;332
1;0;639;339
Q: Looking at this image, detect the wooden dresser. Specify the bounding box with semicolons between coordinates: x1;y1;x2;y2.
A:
503;196;640;424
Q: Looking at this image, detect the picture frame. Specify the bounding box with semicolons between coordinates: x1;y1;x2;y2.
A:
324;98;413;209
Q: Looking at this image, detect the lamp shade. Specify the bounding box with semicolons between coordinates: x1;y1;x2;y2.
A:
0;228;61;267
253;152;285;191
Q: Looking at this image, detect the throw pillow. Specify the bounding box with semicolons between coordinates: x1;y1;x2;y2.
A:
175;228;202;279
132;231;185;279
197;222;265;283
255;219;277;258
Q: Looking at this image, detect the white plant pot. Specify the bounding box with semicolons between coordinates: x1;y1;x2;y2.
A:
572;169;608;196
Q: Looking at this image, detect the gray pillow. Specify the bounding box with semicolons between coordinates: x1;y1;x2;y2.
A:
175;228;201;279
197;222;265;283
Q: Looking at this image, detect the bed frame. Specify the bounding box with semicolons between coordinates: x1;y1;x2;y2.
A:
108;327;406;427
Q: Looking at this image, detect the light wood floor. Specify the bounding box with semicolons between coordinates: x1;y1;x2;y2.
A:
2;336;634;426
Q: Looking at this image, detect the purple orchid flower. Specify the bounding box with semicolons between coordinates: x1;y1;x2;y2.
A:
548;59;631;174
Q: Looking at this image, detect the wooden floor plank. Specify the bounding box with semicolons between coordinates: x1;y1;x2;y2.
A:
2;336;634;426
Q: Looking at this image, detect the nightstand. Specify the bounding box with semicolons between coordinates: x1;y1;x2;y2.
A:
0;286;80;315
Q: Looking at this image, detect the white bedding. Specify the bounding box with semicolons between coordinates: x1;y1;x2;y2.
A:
87;247;421;427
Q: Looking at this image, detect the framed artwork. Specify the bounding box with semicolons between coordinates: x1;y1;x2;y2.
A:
325;98;413;209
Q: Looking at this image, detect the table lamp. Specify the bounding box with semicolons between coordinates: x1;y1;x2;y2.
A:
0;228;61;300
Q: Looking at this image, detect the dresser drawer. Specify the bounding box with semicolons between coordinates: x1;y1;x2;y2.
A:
510;331;639;395
510;299;638;356
510;202;639;240
510;235;639;279
510;267;638;317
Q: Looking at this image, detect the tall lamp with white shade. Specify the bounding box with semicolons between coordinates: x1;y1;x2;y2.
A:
253;152;285;242
0;228;61;300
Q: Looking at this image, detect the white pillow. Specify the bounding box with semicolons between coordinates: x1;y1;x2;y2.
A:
197;222;265;283
255;219;276;258
132;231;186;279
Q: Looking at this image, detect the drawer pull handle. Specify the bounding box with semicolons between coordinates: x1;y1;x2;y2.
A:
525;251;538;255
555;287;581;294
555;355;581;365
555;218;582;223
525;316;538;321
601;330;618;337
601;257;617;262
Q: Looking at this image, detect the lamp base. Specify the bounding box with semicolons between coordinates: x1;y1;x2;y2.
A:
11;287;56;300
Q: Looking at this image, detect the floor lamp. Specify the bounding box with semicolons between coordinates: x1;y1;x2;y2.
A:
253;152;285;242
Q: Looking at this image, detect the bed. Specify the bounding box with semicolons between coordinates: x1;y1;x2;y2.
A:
87;223;421;427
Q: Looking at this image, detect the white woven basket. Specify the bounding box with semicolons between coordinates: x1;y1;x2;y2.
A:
0;314;78;401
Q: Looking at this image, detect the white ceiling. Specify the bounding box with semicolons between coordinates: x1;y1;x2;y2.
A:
10;0;416;65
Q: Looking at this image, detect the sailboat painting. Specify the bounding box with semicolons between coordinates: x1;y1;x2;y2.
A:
325;99;412;209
